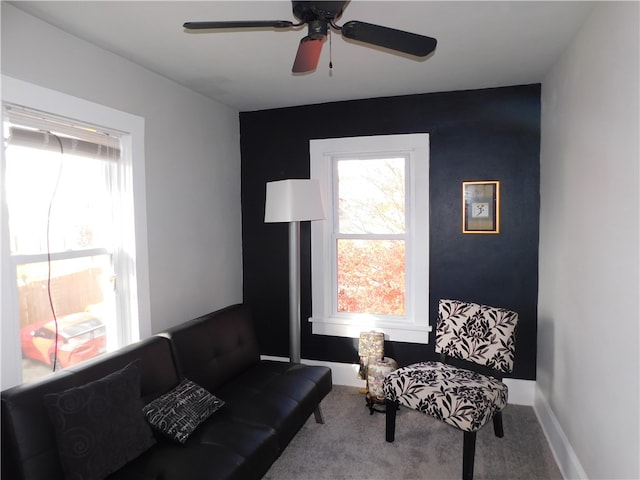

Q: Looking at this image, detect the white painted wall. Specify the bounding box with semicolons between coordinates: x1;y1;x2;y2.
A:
538;2;639;479
1;4;243;333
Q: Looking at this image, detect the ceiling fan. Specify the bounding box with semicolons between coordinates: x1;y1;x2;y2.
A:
183;1;437;73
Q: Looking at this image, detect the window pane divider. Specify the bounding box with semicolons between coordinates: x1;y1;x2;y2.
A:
334;233;406;239
11;247;110;265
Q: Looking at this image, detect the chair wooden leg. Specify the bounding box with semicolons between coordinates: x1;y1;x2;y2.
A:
463;431;476;480
385;399;398;442
492;411;504;438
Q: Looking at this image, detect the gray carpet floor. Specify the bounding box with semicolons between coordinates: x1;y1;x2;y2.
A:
264;385;562;480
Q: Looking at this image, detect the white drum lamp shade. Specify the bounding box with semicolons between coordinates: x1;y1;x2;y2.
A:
264;179;325;223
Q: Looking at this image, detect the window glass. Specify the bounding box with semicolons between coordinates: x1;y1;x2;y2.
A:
6;145;113;254
335;156;407;317
336;157;405;235
337;238;405;316
5;109;119;382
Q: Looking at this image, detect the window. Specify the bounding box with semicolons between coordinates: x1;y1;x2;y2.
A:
1;76;150;388
309;134;430;343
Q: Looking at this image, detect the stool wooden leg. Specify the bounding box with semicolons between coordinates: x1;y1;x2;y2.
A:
463;431;476;480
385;399;398;442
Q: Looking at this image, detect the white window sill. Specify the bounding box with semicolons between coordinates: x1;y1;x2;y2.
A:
309;316;432;343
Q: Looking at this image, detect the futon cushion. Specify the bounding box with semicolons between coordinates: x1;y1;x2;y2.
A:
143;379;224;444
43;360;156;480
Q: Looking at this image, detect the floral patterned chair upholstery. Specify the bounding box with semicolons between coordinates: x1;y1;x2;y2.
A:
383;299;519;480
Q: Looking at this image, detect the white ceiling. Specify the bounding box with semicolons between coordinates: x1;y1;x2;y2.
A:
10;1;595;112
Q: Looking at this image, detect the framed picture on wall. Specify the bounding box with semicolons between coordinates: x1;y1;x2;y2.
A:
462;180;500;234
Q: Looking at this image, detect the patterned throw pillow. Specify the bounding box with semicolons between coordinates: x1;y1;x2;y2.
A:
43;360;156;480
143;379;224;444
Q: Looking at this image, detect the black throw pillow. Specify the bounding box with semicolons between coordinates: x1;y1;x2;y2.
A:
43;360;156;480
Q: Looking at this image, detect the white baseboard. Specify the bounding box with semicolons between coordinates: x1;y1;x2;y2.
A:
534;386;587;480
260;355;535;406
504;378;536;406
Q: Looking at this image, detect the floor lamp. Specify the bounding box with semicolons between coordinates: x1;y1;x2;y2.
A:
264;179;325;364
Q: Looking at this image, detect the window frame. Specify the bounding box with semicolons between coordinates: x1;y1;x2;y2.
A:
309;134;431;343
1;76;151;389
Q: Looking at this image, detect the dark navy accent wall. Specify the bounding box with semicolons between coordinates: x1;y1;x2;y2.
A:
240;84;540;380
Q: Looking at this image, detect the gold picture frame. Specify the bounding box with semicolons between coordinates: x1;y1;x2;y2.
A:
462;180;500;234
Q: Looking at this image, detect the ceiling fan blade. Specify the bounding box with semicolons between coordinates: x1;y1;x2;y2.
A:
292;36;324;73
341;21;437;57
183;20;294;30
